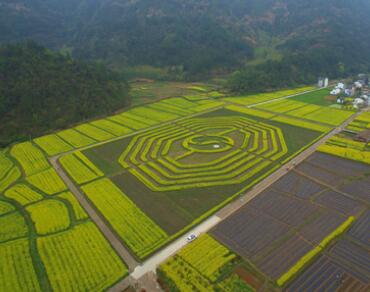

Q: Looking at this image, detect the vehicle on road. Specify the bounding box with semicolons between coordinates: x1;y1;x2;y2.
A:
186;234;197;242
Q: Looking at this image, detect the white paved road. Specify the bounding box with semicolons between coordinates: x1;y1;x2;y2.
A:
131;216;221;280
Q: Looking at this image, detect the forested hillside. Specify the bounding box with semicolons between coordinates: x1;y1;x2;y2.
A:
1;0;370;83
0;42;130;146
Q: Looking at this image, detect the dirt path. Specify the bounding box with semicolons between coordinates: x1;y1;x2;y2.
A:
49;157;139;274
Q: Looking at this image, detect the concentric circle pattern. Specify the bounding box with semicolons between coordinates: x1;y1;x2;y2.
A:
119;116;288;191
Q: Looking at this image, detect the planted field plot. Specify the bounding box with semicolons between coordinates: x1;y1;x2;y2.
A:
158;234;255;292
285;255;368;292
118;116;288;191
0;150;14;178
177;234;236;281
91;119;132;136
80;107;322;251
38;222;128;292
346;112;370;132
318;134;370;165
34;134;73;156
255;97;353;126
26;168;67;195
57;191;88;220
59;151;103;184
338;177;370;203
0;140;127;290
247;188;320;227
290;88;332;106
347;210;370;247
81;178;168;258
224;86;315;106
26;199;70;235
212;206;291;259
0;165;21;193
0;212;28;242
272;171;325;199
212;151;369;287
57;129;96;148
10;142;50;176
0;239;41;292
314;190;365;216
4;184;43;206
329;239;370;283
0;201;14;215
75;123;115;141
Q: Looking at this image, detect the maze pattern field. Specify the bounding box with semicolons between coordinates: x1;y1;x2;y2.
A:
118;116;288;191
81;107;323;240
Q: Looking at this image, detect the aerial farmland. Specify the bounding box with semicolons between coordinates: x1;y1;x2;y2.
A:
0;84;369;291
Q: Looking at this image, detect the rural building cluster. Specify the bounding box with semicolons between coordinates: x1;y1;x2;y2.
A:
322;74;370;108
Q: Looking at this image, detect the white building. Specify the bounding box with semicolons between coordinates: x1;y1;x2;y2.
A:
330;88;341;95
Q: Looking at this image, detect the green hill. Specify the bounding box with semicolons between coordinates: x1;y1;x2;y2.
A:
0;42;130;146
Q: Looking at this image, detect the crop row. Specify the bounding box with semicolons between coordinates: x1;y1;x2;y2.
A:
317;144;370;165
0;166;21;193
121;116;286;167
130;106;180;122
0;151;14;179
1;138;129;291
277;216;355;286
91;119;132;136
161;255;212;291
256;99;307;113
26;199;70;235
0;212;28;243
287;104;321;117
57;129;95;148
225;86;315;106
272;116;331;132
34;134;73;156
26;168;67;195
149;102;194;116
303;107;353;126
158;234;254;291
59;151;103;184
0;201;14;215
75;124;115;142
81;178;168;258
132;158;270;191
0;239;41;291
177;234;236;281
37;222;127;291
327;135;366;150
225;105;275;119
4;184;44;206
10;142;50;176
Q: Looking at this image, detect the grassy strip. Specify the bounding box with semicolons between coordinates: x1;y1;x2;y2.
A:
277;216;355;287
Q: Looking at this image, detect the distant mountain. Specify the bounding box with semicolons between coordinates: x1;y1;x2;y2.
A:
0;42;130;146
1;0;370;80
